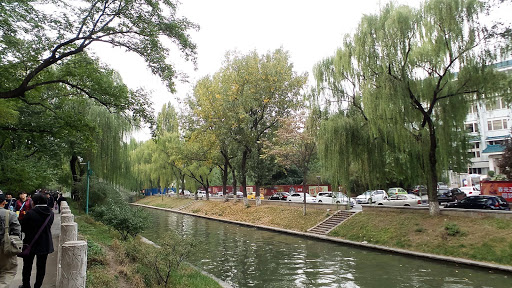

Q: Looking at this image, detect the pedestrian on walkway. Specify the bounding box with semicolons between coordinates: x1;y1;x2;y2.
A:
56;193;66;214
19;193;54;288
15;192;32;221
3;193;16;212
0;193;22;288
45;192;54;211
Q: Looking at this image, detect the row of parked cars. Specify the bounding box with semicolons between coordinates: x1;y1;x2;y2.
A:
268;191;356;206
355;187;510;210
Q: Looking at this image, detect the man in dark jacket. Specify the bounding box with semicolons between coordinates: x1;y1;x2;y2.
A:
20;193;54;288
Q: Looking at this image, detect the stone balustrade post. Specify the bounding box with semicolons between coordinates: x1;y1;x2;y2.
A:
61;214;74;224
58;241;87;288
57;222;78;287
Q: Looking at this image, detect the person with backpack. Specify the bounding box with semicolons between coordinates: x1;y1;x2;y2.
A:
19;193;54;288
0;193;22;288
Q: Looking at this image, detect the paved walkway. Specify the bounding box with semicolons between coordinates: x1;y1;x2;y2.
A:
9;213;60;288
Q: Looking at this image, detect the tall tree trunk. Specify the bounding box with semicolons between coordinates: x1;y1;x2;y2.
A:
302;167;309;216
180;174;186;198
302;180;307;216
427;119;440;216
222;157;229;196
70;155;80;201
255;181;260;207
241;149;249;206
230;168;237;202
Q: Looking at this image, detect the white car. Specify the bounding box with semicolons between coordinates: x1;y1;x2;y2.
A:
356;191;373;204
287;193;317;203
368;190;388;203
316;192;355;206
459;186;481;196
375;194;422;206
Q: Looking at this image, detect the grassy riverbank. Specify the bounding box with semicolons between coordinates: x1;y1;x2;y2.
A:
137;196;335;232
137;196;512;267
70;202;222;288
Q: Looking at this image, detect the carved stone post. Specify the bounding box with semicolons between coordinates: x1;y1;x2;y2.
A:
57;222;78;287
61;214;74;224
58;241;87;288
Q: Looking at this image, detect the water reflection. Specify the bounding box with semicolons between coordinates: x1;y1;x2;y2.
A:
142;208;509;288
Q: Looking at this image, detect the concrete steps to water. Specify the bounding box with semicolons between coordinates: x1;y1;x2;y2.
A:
307;210;358;235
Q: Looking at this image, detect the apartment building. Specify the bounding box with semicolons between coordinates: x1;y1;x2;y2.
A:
465;60;512;176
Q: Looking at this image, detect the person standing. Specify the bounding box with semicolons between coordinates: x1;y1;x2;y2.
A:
19;193;54;288
56;193;66;214
45;192;55;210
15;192;32;221
3;193;16;212
0;193;22;288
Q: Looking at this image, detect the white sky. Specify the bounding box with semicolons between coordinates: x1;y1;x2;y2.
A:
90;0;508;140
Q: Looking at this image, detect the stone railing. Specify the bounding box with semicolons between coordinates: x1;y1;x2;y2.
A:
56;201;87;288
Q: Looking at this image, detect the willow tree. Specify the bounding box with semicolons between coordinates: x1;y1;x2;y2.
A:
315;0;510;216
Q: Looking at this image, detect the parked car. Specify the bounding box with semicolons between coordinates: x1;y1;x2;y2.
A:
197;190;207;198
247;192;265;200
437;188;465;204
368;190;388;203
411;185;427;195
356;191;373;204
437;182;449;189
387;187;407;196
287;193;317;203
459;186;481;196
268;192;290;201
179;189;191;196
445;195;510;211
375;194;422;206
316;192;355;206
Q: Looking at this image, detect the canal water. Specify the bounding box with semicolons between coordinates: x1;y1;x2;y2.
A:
142;208;510;288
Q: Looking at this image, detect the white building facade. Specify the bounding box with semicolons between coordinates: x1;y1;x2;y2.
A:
465;60;512;176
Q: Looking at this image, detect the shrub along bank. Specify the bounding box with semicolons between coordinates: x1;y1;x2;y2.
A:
70;201;222;288
137;196;512;267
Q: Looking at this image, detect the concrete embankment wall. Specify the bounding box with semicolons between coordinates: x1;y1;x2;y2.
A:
362;205;512;220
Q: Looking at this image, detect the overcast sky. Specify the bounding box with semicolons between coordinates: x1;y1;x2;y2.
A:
91;0;508;140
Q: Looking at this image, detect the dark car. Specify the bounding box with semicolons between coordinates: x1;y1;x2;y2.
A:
437;188;465;204
445;195;510;211
268;192;290;201
411;185;427;195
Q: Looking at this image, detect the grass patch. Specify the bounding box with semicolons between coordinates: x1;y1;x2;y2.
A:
136;196;334;232
329;210;512;266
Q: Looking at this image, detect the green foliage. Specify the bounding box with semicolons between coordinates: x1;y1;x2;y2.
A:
145;231;201;288
444;222;464;236
87;240;107;267
93;200;149;240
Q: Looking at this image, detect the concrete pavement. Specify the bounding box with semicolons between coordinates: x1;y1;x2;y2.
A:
9;212;60;288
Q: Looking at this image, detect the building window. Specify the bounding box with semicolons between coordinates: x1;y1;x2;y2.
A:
469;168;482;174
485;98;505;111
469;102;478;114
465;122;479;133
487;119;509;131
